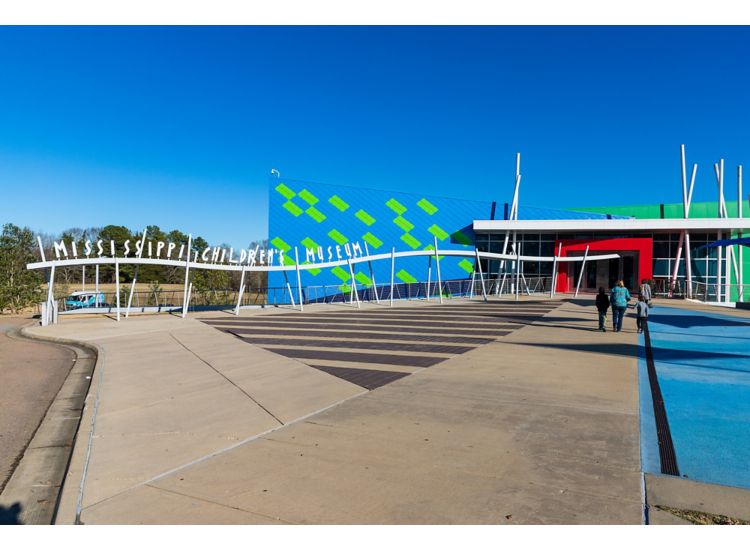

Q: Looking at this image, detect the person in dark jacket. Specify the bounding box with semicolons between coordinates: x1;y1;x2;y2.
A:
595;287;610;332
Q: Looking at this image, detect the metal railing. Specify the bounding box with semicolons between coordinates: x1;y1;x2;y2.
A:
691;282;750;304
50;275;559;317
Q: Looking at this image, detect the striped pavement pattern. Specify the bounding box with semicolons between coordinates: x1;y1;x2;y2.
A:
199;300;558;391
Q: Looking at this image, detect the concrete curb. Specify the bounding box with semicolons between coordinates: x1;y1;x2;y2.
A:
0;325;98;524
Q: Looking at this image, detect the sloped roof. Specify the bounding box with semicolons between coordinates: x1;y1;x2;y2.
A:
516;205;633;220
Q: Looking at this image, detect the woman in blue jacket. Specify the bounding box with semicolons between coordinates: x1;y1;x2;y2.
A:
610;280;631;332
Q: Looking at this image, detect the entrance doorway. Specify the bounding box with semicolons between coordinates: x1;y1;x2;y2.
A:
554;237;652;294
572;253;639;292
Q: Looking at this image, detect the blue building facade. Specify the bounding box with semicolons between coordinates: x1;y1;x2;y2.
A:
267;178;494;301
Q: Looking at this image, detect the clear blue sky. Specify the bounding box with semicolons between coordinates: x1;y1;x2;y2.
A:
1;26;749;248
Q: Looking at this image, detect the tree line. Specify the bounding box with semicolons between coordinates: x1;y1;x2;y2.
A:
0;223;267;313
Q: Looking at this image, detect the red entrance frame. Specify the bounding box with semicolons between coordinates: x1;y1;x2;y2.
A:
554;237;653;293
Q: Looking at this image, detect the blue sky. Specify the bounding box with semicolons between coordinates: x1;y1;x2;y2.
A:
1;26;749;248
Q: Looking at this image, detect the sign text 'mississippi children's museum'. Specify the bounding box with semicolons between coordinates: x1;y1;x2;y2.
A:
47;236;366;267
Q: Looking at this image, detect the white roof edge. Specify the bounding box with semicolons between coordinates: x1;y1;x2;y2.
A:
473;218;750;232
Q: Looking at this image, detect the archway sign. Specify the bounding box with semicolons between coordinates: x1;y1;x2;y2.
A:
28;233;620;325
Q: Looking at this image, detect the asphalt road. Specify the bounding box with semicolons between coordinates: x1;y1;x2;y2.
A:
0;317;75;493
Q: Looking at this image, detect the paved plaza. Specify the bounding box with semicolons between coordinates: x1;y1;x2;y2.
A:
4;297;750;524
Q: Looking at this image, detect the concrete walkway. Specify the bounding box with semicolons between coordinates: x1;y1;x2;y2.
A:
29;298;646;524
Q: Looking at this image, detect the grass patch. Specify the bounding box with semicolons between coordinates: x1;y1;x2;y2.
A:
655;505;750;525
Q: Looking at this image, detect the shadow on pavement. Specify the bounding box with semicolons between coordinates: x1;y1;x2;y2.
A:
0;503;23;525
651;313;750;329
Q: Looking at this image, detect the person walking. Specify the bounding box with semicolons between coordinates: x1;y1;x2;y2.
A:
595;287;610;332
610;280;631;332
639;279;653;306
635;295;649;333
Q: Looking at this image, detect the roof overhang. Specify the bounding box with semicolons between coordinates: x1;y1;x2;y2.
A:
473;218;750;234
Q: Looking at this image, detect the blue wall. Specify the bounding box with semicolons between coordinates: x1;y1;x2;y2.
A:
267;178;493;301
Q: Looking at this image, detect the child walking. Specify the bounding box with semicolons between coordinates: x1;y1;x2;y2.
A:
635;295;649;333
595;287;609;332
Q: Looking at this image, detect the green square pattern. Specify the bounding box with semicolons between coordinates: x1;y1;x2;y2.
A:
275;183;296;200
355;209;376;226
393;216;414;232
270;237;291;252
362;232;383;249
458;258;475;273
417;198;438;215
428;224;449;241
328;229;349;245
395;269;418;284
298;189;319;205
328;195;350;211
401;233;421;249
283;201;304;217
306;206;326;223
386;198;407;215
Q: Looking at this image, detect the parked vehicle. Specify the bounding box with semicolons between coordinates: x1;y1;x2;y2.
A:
65;291;107;309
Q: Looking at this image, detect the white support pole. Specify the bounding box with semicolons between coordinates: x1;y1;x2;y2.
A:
426;255;432;301
347;259;361;308
717;161;726;301
115;258;121;322
95;265;100;306
82;265;85;293
46;264;56;306
126;228;148;318
550;242;562;297
181;234;192;319
434;236;443;304
391;246;396;307
575;245;590;297
515;250;521;301
740;165;744;302
364;243;380;304
294;247;304;312
475;248;488;301
234;267;246;315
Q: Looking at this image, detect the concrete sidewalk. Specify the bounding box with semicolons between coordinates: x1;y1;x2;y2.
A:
29;298;647;524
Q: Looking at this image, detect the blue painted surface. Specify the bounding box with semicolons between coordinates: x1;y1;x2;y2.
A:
640;306;750;489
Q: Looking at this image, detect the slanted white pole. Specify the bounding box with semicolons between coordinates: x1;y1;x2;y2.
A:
575;245;590;297
181;234;192;319
46;264;56;312
235;266;246;315
364;243;380;304
716;161;726;302
475;248;488;301
469;270;475;299
434;236;443;304
186;282;193;314
685;162;697;299
391;246;396;307
115;257;120;322
670;232;685;297
283;270;296;308
740;165;745;302
347;259;361;308
126;228;148;318
294;247;304;312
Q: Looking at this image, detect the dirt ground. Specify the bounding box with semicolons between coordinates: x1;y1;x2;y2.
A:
0;317;76;493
